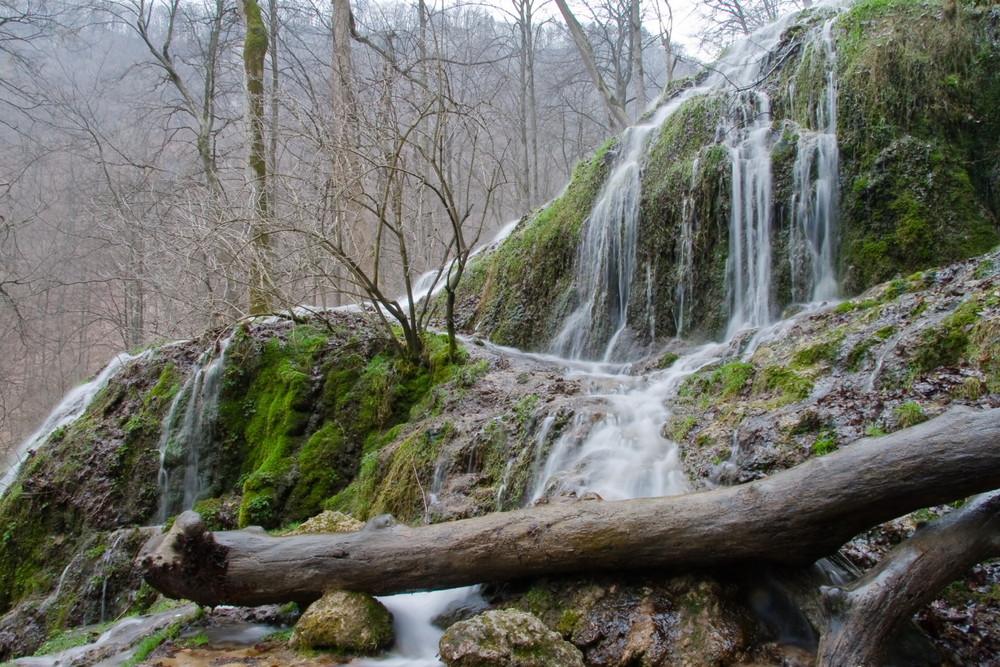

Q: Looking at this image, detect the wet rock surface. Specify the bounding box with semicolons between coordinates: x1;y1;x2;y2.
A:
290;590;394;653
5;248;1000;664
439;609;584;667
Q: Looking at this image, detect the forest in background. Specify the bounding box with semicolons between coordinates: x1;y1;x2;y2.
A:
0;0;802;455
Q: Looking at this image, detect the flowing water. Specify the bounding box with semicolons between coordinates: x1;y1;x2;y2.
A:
357;10;846;664
533;13;842;505
351;11;846;665
0;350;148;499
155;336;231;522
16;9;846;666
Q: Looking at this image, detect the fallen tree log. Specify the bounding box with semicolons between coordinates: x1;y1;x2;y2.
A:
138;406;1000;607
817;489;1000;667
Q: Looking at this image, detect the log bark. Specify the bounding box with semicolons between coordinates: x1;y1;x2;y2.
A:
139;406;1000;607
817;490;1000;667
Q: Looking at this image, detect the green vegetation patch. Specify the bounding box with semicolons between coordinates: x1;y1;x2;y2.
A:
908;297;982;376
215;325;470;528
837;0;1000;293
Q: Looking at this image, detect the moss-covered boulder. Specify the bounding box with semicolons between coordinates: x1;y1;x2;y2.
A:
439;609;584;667
290;590;394;653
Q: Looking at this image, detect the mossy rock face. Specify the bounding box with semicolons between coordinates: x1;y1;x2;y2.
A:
290;590;394;653
439;609;584;667
836;0;1000;292
458;142;614;351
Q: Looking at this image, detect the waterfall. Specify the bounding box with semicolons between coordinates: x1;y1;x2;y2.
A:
0;351;147;499
551;9;838;361
549;122;654;362
533;9;843;504
155;336;231;522
673;157;699;337
790;19;840;304
725;91;777;336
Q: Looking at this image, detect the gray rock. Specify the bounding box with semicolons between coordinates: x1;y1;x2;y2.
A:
439;609;583;667
290;590;394;653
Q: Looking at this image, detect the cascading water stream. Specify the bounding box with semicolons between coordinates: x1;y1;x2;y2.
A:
673;157;700;337
0;350;148;499
789;18;840;304
364;12;845;664
725;91;777;337
155;335;231;523
532;11;843;505
169;11;843;667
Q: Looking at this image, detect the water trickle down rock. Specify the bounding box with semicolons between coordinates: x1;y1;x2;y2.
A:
155;336;231;523
0;350;148;500
532;12;844;506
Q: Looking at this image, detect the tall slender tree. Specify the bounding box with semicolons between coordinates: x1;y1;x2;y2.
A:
553;0;630;130
237;0;274;315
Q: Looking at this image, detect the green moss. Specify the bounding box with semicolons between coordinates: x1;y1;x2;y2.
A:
793;333;844;366
837;0;1000;293
866;424;887;437
811;432;838;456
464;145;614;349
895;401;927;429
636;95;731;340
909;297;981;375
835;298;879;313
524;587;555;616
556;609;582;637
846;339;876;371
758;366;813;402
657;352;680;369
678;360;755;406
122;620;183;667
0;356;174;615
214;326;471;528
714;362;755;398
875;325;897;339
970;318;1000;392
667;415;699;441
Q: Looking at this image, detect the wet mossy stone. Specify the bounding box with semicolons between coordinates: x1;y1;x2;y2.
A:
290;590;394;653
439;609;584;667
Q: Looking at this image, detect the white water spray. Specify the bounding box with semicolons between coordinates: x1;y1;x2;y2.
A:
0;351;147;499
725;91;777;336
789;19;841;304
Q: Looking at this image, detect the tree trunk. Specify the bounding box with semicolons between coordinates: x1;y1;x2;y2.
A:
552;0;630;131
329;0;360;308
631;0;647;114
139;407;1000;608
816;490;1000;667
237;0;274;316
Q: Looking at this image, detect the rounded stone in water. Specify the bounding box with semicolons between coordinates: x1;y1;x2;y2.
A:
439;609;584;667
290;590;394;653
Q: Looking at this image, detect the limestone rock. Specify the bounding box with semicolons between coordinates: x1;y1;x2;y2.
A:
440;609;584;666
290;590;394;652
280;510;364;536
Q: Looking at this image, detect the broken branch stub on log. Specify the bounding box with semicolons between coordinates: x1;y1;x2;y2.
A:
138;407;1000;607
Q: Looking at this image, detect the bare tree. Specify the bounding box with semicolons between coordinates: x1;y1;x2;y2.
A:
553;0;630;130
698;0;802;51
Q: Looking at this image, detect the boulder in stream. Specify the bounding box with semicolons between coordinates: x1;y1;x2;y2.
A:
439;608;584;667
289;590;394;653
